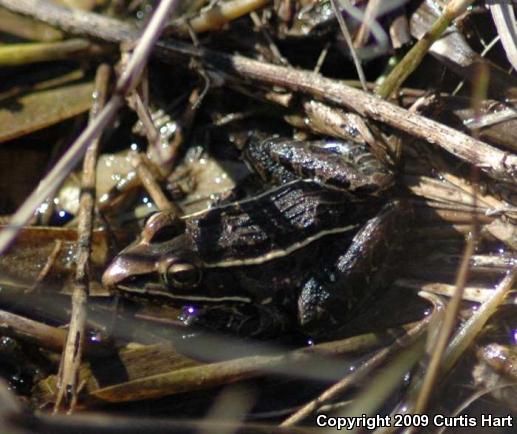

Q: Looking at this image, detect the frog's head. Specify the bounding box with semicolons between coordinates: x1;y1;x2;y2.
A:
102;212;203;301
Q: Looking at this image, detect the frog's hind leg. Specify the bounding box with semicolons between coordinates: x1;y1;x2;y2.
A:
298;201;411;337
243;134;299;185
244;136;393;194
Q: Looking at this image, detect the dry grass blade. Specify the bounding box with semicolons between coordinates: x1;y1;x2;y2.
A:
444;268;517;372
0;0;136;42
0;81;94;143
413;229;476;414
280;313;433;427
0;0;181;256
396;279;517;305
54;64;110;412
0;39;97;66
88;325;417;403
489;3;517;71
339;336;426;434
376;0;476;98
0;7;63;41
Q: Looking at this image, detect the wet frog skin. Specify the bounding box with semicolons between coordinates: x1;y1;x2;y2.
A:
244;136;393;194
103;137;407;338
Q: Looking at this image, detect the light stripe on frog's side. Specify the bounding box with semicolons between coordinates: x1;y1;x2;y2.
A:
181;179;348;219
185;180;369;265
202;223;360;268
117;284;253;303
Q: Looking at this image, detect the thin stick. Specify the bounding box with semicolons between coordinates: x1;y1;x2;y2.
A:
0;0;182;256
330;0;368;92
54;64;110;412
129;90;160;148
0;308;67;352
132;153;183;217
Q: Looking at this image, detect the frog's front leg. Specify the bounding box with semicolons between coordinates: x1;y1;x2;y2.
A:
244;136;393;194
298;201;410;337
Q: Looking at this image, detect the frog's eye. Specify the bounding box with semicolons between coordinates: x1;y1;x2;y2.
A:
165;262;202;288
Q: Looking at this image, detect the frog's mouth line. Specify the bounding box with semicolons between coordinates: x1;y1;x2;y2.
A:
116;276;253;304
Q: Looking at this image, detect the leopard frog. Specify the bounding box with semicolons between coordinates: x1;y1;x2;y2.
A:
103;136;407;338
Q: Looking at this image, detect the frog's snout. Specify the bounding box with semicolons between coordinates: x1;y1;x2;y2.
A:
102;242;162;292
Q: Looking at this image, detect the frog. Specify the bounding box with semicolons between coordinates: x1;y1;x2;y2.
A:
102;135;409;338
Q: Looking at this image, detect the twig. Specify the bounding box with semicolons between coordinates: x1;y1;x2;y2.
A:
1;0;516;183
132;153;183;217
163;55;517;184
330;0;368;92
0;308;67;352
0;0;182;256
31;239;63;290
129;88;160;148
54;64;110;412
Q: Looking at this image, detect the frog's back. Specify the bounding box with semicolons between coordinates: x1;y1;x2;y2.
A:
186;180;375;266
